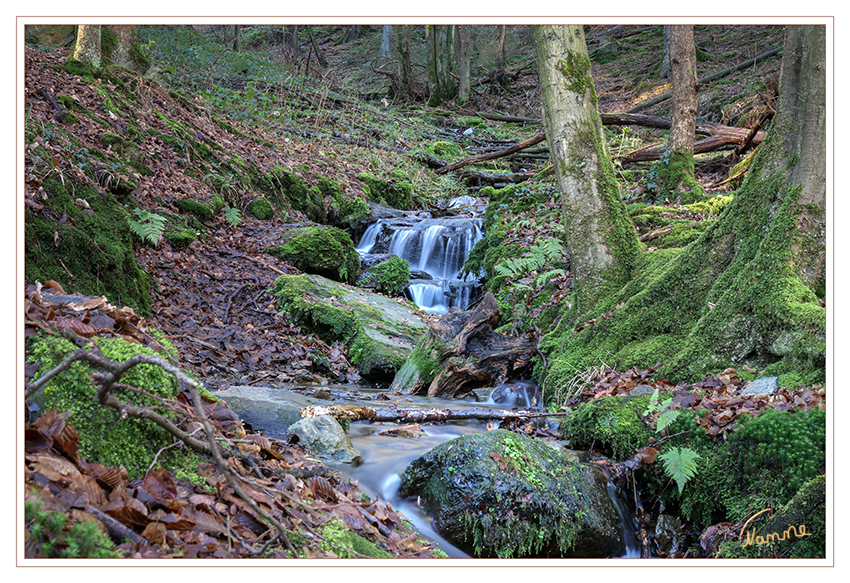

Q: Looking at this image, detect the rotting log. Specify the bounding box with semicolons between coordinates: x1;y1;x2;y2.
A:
435;132;546;174
299;403;563;423
390;293;538;399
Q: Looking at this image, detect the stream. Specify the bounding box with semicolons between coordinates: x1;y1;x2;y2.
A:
327;385;641;558
328;197;640;557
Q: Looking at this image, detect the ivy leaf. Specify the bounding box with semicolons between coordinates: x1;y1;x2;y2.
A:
658;447;701;494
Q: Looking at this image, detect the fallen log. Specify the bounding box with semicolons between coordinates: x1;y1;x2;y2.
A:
626;45;783;113
620;131;764;163
300;403;564;423
435;132;546;174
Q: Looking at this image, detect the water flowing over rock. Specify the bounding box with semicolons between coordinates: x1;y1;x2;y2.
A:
397;430;626;558
356;197;485;314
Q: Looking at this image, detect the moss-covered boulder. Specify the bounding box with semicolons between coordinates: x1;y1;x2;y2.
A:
266;226;360;284
357;171;414;210
357;254;410;297
246;195;274;220
559;395;656;460
398;430;626;558
272;273;429;379
173;197;214;221
27;333;200;480
24;177;152;315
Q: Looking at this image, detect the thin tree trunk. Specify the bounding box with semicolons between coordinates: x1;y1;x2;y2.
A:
498;25;507;69
307;27;327;68
660;25;671;79
455;25;471;105
395;25;412;100
436;132;545;174
379;25;393;58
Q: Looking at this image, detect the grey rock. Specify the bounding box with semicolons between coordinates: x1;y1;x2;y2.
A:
214;386;322;438
629;384;655;396
741;376;779;396
288;415;361;465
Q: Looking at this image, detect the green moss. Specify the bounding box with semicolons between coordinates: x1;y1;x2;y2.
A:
28;333;204;479
246;195;274;220
357;172;414;210
559;395;655;460
650;148;706;204
556;49;593;94
428;140;463;159
173;197;214;221
357;255;410;296
319;519;392;558
24;177;151;315
210;194;225;214
266;226;360;284
257;166;327;220
26;498;120;558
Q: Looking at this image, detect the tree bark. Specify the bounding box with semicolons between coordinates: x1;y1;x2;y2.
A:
657;24;701;201
533;24;641;314
379;25;393;58
455;25;472;105
72;25;102;67
395;25;413;100
660;25;671;79
104;25;147;73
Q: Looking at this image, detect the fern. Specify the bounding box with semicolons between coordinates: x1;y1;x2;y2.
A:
224;206;242;226
128;208;167;246
658;447;701;494
535;268;565;287
494;238;566;279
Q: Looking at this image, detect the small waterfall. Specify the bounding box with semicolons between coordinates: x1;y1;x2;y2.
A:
357;197;485;314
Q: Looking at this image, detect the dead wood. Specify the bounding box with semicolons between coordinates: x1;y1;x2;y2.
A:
620;131;765;163
626;45;783;113
435;132;546;174
300;403;563;423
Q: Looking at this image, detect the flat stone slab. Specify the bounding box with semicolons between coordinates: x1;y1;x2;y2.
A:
214;385;328;438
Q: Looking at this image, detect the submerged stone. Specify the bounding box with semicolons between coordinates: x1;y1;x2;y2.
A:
398;430;625;558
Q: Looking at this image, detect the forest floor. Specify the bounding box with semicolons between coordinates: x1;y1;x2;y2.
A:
23;24;814;560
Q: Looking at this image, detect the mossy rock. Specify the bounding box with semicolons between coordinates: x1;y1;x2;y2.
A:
428;140;463;159
319;519;392;558
357;254;410;297
258;166;326;222
173;198;214;221
559;395;655;460
398;430;625;558
28;333;202;480
246;195;274;220
357;172;414;210
272;273;428;379
266;226;360;284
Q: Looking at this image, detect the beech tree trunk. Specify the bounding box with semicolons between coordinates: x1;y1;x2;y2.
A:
533;24;641;315
660;25;671;79
73;25;102;67
395;25;413;100
427;25;456;106
104;25;147;73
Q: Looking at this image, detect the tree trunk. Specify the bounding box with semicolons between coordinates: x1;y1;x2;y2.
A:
657;24;702;202
498;25;507;70
379;25;393;58
427;25;456;107
395;25;413;100
542;25;826;388
533;24;641;315
455;25;471;105
104;25;147;74
660;25;671;79
72;25;102;67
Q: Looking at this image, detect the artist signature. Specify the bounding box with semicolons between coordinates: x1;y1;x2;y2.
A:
742;524;811;547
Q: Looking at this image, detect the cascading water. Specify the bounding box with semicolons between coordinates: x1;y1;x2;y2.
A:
356;197;485;314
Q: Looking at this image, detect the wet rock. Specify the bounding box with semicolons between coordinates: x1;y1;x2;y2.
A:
740;376;779;396
214;386;322;438
398;430;625;558
288;415;361;465
490;381;541;408
629;384;655;396
653;514;686;557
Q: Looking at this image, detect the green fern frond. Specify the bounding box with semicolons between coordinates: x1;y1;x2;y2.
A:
535;268;565;287
224;206;242;226
129;208;166;246
658;447;701;494
656;410;680;433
